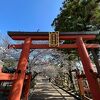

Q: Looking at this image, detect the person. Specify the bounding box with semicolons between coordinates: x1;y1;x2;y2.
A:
49;77;51;82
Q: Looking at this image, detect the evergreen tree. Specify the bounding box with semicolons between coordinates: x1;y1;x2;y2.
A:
52;0;100;31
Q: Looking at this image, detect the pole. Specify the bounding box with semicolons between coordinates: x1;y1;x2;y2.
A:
8;37;32;100
22;74;32;100
76;37;100;100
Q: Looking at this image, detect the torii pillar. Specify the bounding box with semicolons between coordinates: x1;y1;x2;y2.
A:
8;37;32;100
76;37;100;100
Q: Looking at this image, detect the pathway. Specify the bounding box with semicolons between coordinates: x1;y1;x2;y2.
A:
29;81;76;100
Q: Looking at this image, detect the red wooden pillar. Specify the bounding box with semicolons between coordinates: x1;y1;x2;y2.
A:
8;37;32;100
76;70;85;98
22;74;32;100
76;37;100;100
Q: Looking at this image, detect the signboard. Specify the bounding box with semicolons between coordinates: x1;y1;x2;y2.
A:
49;32;59;47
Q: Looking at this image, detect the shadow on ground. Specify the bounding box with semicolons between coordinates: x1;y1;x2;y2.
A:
29;83;75;100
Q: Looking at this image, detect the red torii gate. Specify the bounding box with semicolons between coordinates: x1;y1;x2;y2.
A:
2;31;100;100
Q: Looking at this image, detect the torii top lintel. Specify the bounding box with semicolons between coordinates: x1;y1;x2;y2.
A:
8;31;99;40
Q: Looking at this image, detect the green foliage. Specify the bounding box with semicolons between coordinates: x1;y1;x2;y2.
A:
52;0;100;31
2;66;16;73
3;59;16;67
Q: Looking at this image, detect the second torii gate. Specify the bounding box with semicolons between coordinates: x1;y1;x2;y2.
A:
8;31;100;100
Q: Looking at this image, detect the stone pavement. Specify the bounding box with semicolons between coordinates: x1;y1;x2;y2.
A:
29;81;76;100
